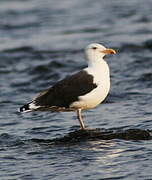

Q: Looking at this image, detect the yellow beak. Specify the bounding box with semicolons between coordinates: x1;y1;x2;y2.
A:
101;48;116;54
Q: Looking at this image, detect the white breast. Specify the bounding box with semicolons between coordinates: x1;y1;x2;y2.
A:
70;60;110;110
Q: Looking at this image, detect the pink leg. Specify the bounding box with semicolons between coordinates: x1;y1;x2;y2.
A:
76;109;85;130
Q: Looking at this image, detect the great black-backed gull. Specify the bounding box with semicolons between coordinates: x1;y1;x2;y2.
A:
19;43;116;130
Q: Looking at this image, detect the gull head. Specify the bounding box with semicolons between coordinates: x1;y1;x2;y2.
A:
85;43;116;62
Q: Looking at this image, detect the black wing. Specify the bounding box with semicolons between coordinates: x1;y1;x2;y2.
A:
34;70;97;108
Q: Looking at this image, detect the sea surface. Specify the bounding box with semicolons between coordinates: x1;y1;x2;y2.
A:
0;0;152;179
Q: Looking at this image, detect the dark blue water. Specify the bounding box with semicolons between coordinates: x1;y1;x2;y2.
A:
1;0;152;179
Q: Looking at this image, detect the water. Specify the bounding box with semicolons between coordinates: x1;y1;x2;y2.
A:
0;0;152;179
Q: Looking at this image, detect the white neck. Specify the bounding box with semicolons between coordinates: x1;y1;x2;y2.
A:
88;57;107;69
85;57;110;84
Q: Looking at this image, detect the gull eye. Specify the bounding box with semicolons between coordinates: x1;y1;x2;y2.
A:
92;47;97;50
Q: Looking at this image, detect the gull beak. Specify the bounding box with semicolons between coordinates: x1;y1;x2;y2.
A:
101;48;116;54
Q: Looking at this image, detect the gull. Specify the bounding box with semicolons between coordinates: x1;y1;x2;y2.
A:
19;43;116;130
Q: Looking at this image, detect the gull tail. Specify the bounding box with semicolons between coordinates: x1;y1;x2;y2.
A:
19;102;39;112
